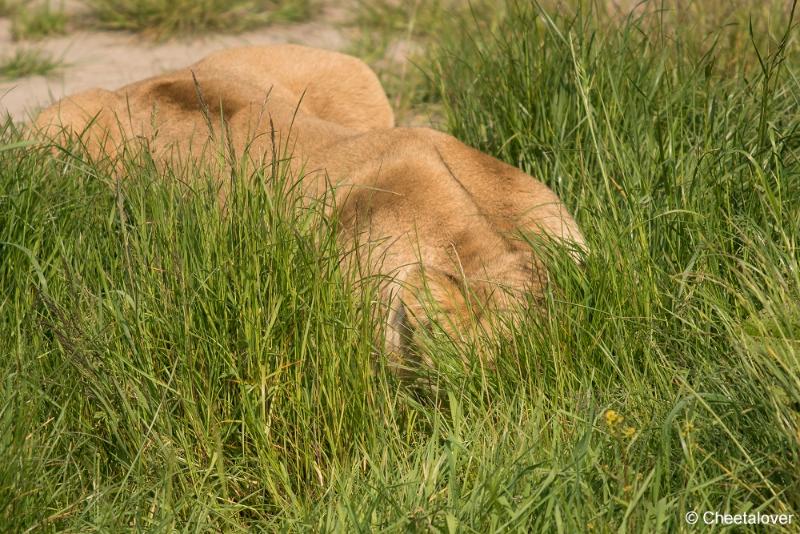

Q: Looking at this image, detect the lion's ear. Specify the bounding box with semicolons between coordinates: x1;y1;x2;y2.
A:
385;267;469;365
385;297;412;365
403;267;467;328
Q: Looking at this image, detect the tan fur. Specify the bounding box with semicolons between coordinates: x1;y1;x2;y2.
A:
34;44;586;369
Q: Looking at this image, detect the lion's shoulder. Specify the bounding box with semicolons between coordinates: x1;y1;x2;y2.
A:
192;45;394;131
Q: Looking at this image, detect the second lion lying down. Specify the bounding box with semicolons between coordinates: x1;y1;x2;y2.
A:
35;44;586;368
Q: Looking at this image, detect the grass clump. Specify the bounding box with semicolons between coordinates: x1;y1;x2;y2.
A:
349;0;504;126
83;0;314;38
0;48;61;79
0;128;384;530
351;0;500;61
429;0;800;529
2;0;800;531
0;0;14;16
10;2;68;40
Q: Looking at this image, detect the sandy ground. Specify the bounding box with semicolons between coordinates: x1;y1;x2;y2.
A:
0;3;352;122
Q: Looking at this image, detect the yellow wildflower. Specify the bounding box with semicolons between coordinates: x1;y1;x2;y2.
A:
604;409;624;427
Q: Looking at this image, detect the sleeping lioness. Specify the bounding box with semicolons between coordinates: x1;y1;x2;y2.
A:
35;44;586;369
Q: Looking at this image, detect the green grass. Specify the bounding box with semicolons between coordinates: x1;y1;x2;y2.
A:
347;0;503;126
2;0;800;531
83;0;314;39
0;0;14;17
350;0;500;61
10;2;68;41
0;48;61;79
